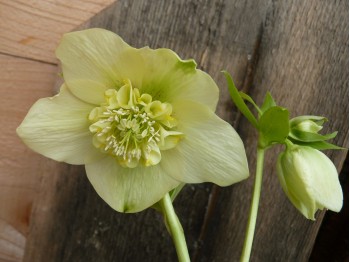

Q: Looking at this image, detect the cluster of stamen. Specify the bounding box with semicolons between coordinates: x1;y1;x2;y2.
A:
88;79;182;168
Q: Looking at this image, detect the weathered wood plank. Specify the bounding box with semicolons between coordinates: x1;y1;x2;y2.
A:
23;0;348;261
0;1;118;260
0;220;25;262
199;0;348;261
0;0;115;64
0;54;58;261
24;0;270;261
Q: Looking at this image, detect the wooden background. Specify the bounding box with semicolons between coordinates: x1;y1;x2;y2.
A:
1;0;348;261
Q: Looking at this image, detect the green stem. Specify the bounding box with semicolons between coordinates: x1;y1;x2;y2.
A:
240;147;265;262
159;193;190;262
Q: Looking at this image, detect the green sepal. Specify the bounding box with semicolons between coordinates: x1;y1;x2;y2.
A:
259;106;290;148
222;71;259;129
289;130;338;142
260;92;277;114
288;139;344;150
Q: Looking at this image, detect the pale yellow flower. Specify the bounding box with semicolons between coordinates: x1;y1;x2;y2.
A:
17;29;249;212
277;145;343;220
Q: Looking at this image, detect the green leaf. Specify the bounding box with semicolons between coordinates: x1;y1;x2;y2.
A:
289;130;338;142
289;139;344;150
260;92;277;114
259;106;290;148
222;71;259;128
239;92;262;115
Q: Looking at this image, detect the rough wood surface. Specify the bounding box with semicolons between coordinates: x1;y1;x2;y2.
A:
0;1;117;261
0;54;57;261
0;0;115;64
199;1;349;261
23;0;348;261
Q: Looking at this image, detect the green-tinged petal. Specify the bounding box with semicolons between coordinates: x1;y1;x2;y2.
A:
56;29;145;102
85;156;181;213
294;147;343;213
277;152;316;219
66;79;107;105
161;100;249;186
137;47;219;111
17;85;101;165
56;29;218;110
277;146;343;220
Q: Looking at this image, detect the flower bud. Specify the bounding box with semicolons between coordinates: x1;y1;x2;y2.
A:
277;145;343;220
293;120;322;134
289;115;334;142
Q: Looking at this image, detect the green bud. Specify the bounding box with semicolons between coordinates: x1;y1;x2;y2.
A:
289;115;337;142
293;119;323;133
277;145;343;220
290;115;326;131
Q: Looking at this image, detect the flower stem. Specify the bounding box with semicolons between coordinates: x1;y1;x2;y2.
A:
159;193;190;262
241;147;265;262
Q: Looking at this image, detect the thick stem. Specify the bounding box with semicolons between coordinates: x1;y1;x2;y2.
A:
240;147;265;262
159;193;190;262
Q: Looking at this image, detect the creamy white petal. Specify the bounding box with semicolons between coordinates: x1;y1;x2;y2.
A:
66;79;107;105
136;47;219;111
277;152;316;219
56;29;219;110
17;85;101;165
56;29;145;103
295;147;343;212
161;100;249;186
85;156;181;213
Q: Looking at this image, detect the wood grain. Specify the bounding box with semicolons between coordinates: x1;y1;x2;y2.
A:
0;0;115;64
199;0;348;261
0;54;57;261
23;0;348;261
0;219;25;262
0;1;118;260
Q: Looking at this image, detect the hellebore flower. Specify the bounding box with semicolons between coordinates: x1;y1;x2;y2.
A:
277;145;343;220
17;29;249;213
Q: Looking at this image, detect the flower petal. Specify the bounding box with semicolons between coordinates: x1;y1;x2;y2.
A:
66;79;107;105
56;29;144;103
277;152;316;219
17;85;101;165
138;48;219;111
295;147;343;213
85;156;180;213
161;101;249;186
56;29;218;110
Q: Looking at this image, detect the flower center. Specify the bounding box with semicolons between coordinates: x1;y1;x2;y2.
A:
88;79;183;168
